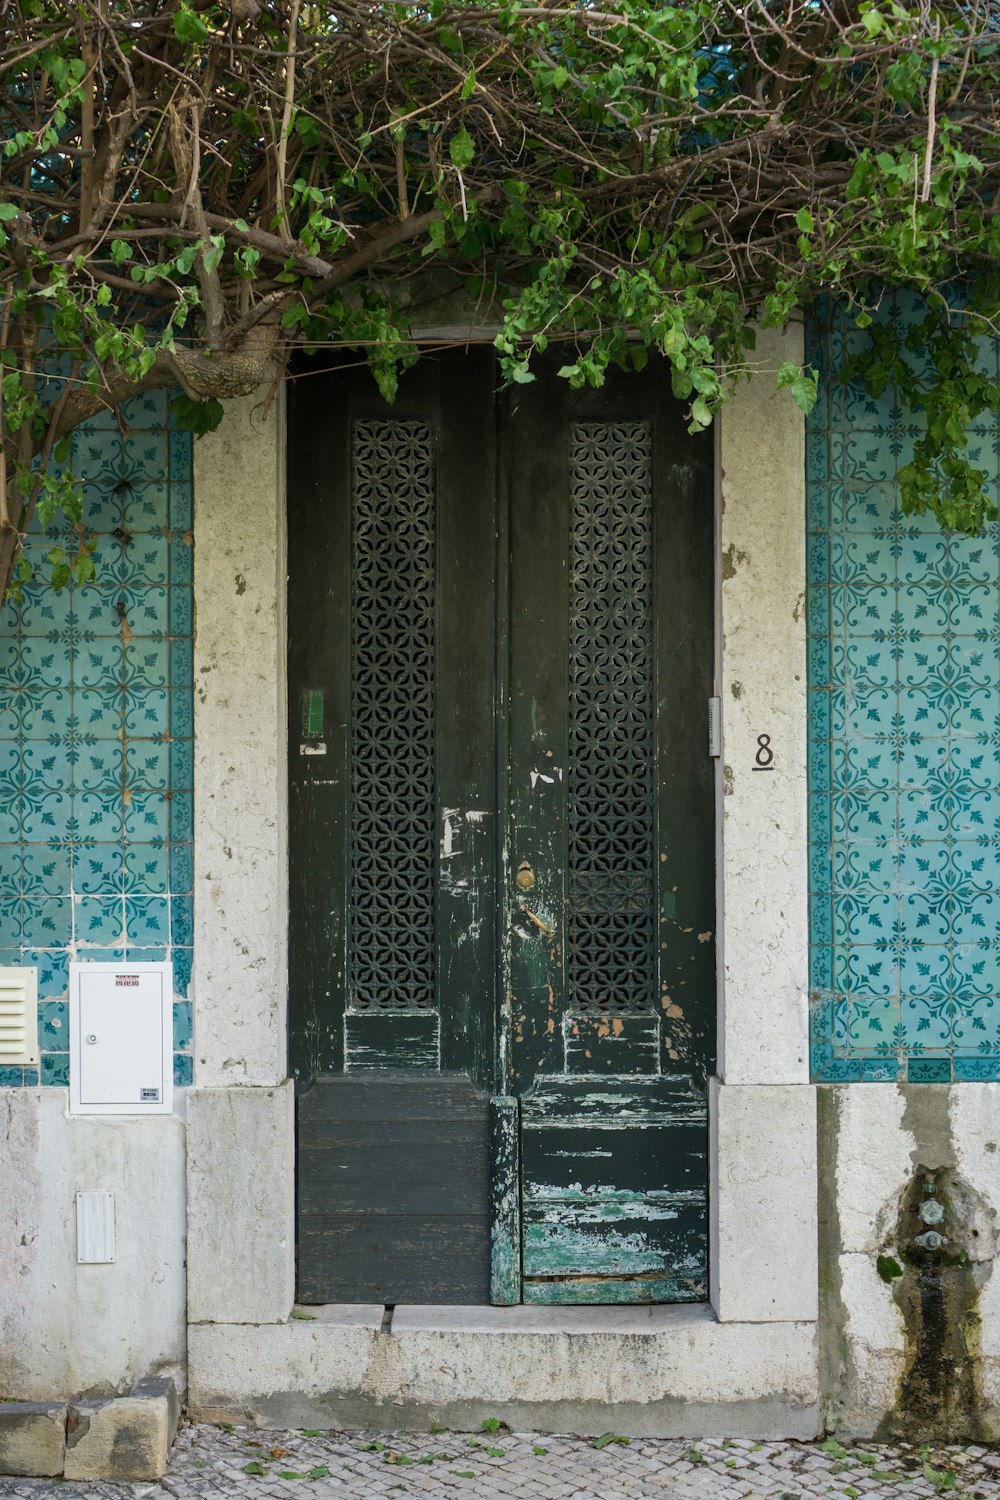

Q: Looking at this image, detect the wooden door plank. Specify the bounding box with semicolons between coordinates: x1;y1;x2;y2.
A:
522;1198;706;1277
505;362;714;1304
287;357;355;1080
490;1095;521;1304
342;1013;439;1072
563;1015;661;1074
504;376;569;1086
298;1213;492;1305
523;1273;704;1305
520;1077;707;1304
436;350;499;1087
298;1070;492;1121
652;387;716;1082
296;1073;491;1305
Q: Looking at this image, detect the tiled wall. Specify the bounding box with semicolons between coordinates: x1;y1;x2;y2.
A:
0;391;194;1086
808;296;1000;1081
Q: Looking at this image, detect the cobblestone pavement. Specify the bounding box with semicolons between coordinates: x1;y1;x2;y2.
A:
3;1425;1000;1499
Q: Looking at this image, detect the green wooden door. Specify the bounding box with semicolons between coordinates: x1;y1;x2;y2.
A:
287;349;715;1306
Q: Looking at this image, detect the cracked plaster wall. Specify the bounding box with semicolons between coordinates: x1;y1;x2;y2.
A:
0;1088;186;1400
820;1082;1000;1438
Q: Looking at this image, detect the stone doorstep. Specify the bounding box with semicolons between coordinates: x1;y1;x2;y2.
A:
0;1376;178;1482
0;1402;66;1478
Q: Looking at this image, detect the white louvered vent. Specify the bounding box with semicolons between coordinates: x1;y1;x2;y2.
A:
0;967;39;1067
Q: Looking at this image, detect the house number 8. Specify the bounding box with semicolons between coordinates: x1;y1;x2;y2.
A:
752;734;774;772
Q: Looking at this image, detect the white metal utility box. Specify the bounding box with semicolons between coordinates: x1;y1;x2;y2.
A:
69;961;173;1115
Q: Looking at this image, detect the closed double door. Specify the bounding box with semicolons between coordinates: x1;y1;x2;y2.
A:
288;348;715;1306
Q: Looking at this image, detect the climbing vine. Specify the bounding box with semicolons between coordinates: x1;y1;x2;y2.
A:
1;0;999;600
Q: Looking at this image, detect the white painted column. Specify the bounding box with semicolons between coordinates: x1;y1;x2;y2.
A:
189;384;294;1327
192;386;287;1088
711;325;818;1324
716;324;810;1087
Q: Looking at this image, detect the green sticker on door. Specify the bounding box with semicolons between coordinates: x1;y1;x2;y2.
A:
300;689;326;754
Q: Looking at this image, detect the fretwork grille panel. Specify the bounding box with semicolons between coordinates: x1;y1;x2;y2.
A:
350;420;437;1011
567;423;656;1013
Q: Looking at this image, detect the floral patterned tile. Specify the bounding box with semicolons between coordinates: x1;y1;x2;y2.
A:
809;295;1000;1082
0;402;195;1090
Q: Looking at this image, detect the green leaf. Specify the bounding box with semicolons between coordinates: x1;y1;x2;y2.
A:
0;202;18;221
795;206;814;234
174;7;210;43
73;552;96;585
170;394;224;436
480;1418;504;1433
689;395;713;430
449;127;475;169
776;361;818;415
242;1461;268;1475
592;1433;630;1450
923;1459;957;1493
174;244;199;275
307;1468;330;1480
202;234;226;274
291;1309;316;1320
876;1254;903;1283
485;1447;505;1457
110;240;132;267
508;360;535;384
532;1446;548;1456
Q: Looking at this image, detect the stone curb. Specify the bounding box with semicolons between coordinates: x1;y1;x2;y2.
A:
0;1376;178;1481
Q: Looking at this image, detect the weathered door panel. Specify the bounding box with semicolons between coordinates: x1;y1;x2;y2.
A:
297;1072;491;1304
288;351;499;1304
520;1076;708;1303
504;360;715;1303
287;349;715;1306
287;350;499;1086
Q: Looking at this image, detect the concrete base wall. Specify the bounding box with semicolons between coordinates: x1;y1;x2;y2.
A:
820;1083;1000;1440
0;1089;186;1400
188;1305;821;1438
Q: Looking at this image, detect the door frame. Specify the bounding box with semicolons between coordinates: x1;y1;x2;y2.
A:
184;322;820;1428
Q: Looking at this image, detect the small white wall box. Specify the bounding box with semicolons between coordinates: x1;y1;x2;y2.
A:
76;1191;116;1264
69;962;173;1116
0;967;39;1067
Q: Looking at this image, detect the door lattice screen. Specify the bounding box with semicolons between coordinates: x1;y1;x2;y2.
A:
566;423;656;1014
349;420;437;1012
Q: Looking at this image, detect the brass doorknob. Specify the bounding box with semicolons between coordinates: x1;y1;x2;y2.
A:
515;861;536;891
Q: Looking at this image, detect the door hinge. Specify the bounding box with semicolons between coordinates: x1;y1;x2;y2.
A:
708;697;721;758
